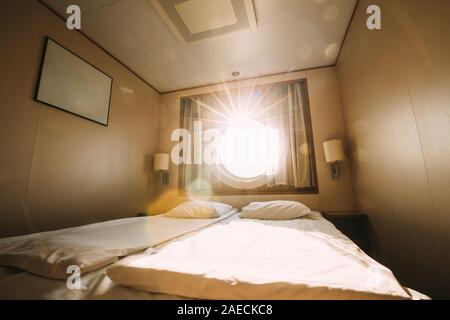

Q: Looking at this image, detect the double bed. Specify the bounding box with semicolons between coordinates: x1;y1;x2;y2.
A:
0;208;427;300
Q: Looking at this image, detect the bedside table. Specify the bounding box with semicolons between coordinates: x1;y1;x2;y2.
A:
322;212;371;256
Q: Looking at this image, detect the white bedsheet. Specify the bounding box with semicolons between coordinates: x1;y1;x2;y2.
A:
0;213;239;300
107;213;426;300
0;210;237;279
0;212;429;300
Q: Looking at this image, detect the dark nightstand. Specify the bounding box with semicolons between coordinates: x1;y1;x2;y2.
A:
322;212;371;256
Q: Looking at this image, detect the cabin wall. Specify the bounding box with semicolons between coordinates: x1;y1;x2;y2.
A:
336;0;450;298
0;0;161;237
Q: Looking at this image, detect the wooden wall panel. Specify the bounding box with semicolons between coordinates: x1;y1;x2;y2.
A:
337;0;450;298
0;0;160;236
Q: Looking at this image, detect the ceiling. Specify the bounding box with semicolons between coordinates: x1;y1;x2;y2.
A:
42;0;357;93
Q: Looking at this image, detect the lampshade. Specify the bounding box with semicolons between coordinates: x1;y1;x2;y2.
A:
154;153;169;171
323;139;345;163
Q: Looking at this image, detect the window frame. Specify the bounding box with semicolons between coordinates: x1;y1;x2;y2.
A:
177;78;319;196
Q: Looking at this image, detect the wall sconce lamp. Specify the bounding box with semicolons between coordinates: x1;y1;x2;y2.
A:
154;153;169;185
323;139;346;180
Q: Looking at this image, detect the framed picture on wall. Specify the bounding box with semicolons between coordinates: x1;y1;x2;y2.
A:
35;37;113;126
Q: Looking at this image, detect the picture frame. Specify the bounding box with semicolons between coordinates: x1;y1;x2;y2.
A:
35;37;113;126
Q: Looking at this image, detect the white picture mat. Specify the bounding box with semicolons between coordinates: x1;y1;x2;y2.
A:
36;39;112;125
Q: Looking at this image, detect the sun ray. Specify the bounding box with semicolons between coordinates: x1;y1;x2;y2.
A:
201;126;228;134
197;118;230;126
190;97;233;122
222;85;239;118
245;84;274;119
242;83;257;118
250;94;289;120
238;87;243;117
254;112;290;124
208;90;235;119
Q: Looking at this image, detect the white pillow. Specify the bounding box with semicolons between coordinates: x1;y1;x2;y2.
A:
240;200;310;220
165;201;232;219
211;202;234;216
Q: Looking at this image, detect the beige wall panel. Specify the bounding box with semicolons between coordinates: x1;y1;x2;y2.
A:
337;0;449;298
306;68;355;212
153;67;355;214
392;0;450;280
0;2;42;235
0;0;160;236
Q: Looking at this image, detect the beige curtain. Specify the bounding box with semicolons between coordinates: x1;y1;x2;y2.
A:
180;95;222;191
284;82;312;188
262;82;312;188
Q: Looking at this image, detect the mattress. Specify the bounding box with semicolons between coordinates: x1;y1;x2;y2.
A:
107;212;426;300
0;212;238;300
0;212;429;300
0;210;237;279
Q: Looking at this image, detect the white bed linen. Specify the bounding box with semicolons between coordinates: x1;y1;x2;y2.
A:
0;210;237;279
0;264;427;300
107;213;427;300
0;212;429;300
0;212;238;300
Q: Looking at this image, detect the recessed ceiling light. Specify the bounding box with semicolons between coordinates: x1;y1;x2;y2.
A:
232;71;240;77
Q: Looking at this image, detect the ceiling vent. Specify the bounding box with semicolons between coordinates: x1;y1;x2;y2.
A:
151;0;257;43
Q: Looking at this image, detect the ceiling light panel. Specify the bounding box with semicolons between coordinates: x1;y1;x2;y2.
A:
151;0;257;43
175;0;238;34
